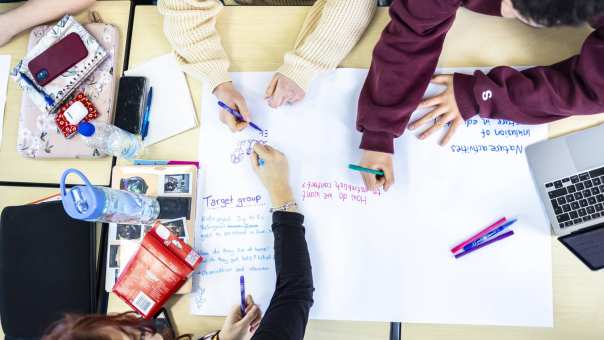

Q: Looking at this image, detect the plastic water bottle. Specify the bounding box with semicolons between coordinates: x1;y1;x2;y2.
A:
78;122;144;160
60;168;159;224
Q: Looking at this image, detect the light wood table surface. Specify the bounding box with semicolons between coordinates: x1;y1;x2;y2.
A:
113;4;604;340
0;1;131;185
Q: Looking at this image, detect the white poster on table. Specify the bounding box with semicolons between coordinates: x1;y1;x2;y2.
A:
191;69;552;327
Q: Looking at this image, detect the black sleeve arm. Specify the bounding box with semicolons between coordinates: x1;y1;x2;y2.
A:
251;211;314;340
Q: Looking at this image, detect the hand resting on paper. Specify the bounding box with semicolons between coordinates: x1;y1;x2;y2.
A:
250;143;298;211
214;82;252;132
359;150;395;192
265;73;305;108
408;75;464;146
220;295;263;340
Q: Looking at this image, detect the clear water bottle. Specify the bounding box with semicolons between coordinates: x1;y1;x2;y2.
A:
78;122;144;160
60;168;159;224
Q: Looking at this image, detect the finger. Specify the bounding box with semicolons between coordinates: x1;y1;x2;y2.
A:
253;143;271;158
225;304;242;323
420;116;450;140
245;295;255;306
417;95;442;109
431;74;450;84
250;151;260;171
375;176;386;190
235;98;252;122
383;165;395;192
265;75;279;98
440;118;462;146
235;120;250;132
240;305;261;326
221;111;239;132
362;172;377;190
269;91;287;108
409;107;447;130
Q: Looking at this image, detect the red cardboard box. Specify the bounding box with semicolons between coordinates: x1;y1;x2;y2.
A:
113;222;203;319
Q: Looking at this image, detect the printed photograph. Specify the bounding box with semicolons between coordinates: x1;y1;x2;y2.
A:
109;244;120;268
116;224;142;240
163;174;191;194
162;218;187;238
120;176;149;194
157;197;192;219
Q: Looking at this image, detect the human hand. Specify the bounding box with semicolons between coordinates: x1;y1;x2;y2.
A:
359;150;395;192
265;73;305;108
219;295;263;340
214;82;252;132
250;143;295;208
408;75;464;146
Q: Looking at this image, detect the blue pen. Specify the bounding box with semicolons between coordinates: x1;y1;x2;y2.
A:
463;218;518;251
217;101;264;133
19;72;55;106
258;158;265;167
141;87;154;140
240;275;247;316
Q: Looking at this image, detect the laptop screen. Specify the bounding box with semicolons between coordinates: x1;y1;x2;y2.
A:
559;225;604;271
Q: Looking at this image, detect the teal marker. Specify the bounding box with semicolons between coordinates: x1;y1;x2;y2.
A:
348;164;384;176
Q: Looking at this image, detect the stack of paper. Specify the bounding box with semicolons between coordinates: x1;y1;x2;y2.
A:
125;54;198;146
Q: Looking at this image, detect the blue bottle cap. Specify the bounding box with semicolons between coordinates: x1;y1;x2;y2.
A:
78;122;96;137
60;168;106;221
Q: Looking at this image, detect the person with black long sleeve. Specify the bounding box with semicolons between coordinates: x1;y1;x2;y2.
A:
42;143;314;340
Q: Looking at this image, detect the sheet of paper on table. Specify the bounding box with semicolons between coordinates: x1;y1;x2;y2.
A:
125;53;197;146
0;55;10;146
192;69;552;327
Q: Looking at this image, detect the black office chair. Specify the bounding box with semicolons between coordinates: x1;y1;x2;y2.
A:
0;201;98;339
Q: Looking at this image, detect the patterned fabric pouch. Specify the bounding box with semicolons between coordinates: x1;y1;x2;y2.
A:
16;17;120;159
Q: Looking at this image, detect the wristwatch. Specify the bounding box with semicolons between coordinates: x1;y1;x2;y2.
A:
270;201;298;213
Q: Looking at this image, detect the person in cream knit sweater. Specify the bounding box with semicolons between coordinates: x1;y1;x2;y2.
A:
158;0;376;132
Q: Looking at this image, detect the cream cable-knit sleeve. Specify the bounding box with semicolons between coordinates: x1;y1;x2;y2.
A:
277;0;377;90
158;0;231;92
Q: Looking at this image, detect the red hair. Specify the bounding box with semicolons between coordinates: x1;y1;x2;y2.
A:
42;312;169;340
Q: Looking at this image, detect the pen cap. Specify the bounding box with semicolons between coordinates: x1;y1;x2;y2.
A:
60;168;106;221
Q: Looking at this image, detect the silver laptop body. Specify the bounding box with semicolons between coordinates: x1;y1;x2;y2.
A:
526;123;604;236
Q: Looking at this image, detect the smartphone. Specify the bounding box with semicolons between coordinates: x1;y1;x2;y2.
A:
114;76;148;134
28;33;88;86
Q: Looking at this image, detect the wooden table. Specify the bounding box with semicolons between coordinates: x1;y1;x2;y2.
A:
0;1;131;185
110;5;604;340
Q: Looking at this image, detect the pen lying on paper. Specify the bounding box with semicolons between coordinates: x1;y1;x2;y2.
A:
217;101;264;133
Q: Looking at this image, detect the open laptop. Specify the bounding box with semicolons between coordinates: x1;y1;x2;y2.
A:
526;123;604;271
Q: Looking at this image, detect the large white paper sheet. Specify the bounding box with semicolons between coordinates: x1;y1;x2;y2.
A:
125;54;197;146
0;55;10;146
192;69;552;327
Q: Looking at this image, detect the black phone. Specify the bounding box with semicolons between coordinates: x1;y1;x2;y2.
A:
114;76;147;134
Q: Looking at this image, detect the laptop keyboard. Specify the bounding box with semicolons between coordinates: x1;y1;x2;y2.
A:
545;166;604;229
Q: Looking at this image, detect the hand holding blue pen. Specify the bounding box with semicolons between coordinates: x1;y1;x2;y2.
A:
218;101;264;133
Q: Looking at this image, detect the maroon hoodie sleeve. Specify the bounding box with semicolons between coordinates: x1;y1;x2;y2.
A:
356;0;462;154
454;18;604;123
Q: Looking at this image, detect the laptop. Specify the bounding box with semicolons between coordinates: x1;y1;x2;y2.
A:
526;123;604;271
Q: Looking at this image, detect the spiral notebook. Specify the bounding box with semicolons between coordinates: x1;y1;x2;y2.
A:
10;15;107;114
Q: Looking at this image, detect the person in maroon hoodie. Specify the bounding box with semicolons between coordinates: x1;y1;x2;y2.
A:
356;0;604;191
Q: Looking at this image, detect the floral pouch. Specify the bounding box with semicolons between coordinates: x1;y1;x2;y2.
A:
17;18;119;159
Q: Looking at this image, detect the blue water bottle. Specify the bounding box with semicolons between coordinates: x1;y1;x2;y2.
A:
60;168;160;224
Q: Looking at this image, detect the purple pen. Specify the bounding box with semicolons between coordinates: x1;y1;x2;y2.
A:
217;101;264;133
240;275;247;316
455;230;515;259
